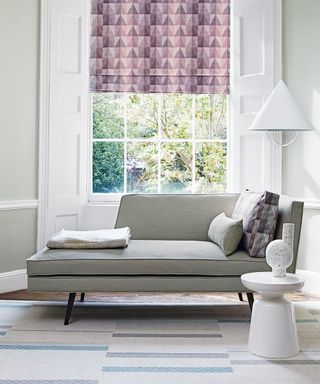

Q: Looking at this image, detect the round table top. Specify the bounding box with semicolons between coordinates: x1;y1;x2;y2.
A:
241;272;304;294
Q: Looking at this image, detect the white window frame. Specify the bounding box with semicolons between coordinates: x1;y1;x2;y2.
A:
88;93;230;203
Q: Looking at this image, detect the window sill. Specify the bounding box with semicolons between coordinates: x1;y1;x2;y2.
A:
86;201;120;207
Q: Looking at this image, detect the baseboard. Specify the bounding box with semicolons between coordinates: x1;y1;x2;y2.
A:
0;269;27;294
296;269;320;296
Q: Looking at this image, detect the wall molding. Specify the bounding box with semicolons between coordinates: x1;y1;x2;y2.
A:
303;200;320;210
281;194;320;210
296;269;320;295
37;0;51;250
0;269;27;294
0;200;39;211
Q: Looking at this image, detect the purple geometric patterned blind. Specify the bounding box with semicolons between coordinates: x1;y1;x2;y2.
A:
90;0;230;94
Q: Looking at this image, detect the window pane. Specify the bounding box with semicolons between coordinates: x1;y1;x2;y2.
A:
195;142;227;193
127;94;158;138
161;142;192;193
91;92;229;197
127;142;158;193
161;94;193;139
92;142;124;193
92;93;125;139
195;95;227;140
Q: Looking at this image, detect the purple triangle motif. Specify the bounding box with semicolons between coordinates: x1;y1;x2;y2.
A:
90;0;230;94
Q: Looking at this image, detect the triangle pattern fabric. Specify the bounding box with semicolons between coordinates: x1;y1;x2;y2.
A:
90;0;230;94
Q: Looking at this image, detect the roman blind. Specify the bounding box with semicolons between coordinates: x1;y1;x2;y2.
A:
90;0;230;94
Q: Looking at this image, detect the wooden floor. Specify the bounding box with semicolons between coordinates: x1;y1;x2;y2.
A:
0;290;319;303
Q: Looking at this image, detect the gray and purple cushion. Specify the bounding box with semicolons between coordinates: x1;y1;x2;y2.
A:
208;213;243;256
232;190;280;257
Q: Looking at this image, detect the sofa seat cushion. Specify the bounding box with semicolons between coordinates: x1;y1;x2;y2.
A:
27;240;270;277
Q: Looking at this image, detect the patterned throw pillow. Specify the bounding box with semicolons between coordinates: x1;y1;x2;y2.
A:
232;190;280;257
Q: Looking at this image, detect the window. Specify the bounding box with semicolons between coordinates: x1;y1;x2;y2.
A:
89;0;231;200
39;0;279;245
91;93;228;198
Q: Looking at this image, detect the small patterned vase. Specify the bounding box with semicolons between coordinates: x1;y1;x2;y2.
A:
266;223;294;277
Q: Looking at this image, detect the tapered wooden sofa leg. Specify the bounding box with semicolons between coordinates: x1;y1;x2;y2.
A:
64;292;76;325
238;292;244;302
246;292;254;311
80;292;85;302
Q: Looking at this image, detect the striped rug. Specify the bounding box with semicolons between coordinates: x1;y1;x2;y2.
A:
0;299;320;383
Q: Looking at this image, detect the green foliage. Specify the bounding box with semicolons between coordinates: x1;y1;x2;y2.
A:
195;95;227;140
161;142;192;193
92;93;228;194
93;94;124;138
92;142;124;193
127;94;158;138
127;142;158;193
195;142;227;193
161;94;193;139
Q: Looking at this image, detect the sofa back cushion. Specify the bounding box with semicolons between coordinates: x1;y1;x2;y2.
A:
115;194;239;241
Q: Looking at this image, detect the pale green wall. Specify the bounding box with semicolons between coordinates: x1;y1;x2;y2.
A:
0;0;39;273
282;0;320;273
0;210;37;273
0;0;39;200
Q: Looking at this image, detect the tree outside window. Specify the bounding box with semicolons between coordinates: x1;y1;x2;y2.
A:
92;93;228;195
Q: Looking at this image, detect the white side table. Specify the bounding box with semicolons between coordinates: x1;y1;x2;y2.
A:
241;272;304;358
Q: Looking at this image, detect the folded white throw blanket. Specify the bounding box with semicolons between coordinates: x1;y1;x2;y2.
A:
46;227;131;249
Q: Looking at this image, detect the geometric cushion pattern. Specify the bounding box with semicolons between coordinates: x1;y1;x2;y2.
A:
90;0;230;94
232;190;280;258
208;213;243;256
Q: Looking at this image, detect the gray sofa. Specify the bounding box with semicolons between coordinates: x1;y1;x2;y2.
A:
27;194;304;324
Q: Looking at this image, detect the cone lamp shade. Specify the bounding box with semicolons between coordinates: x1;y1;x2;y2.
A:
249;81;314;132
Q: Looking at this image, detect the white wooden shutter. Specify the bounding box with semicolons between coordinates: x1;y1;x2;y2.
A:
44;0;89;243
229;0;281;193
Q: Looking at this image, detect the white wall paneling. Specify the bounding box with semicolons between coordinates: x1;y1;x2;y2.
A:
239;13;264;76
38;0;89;248
239;135;264;191
230;0;282;193
57;14;82;74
